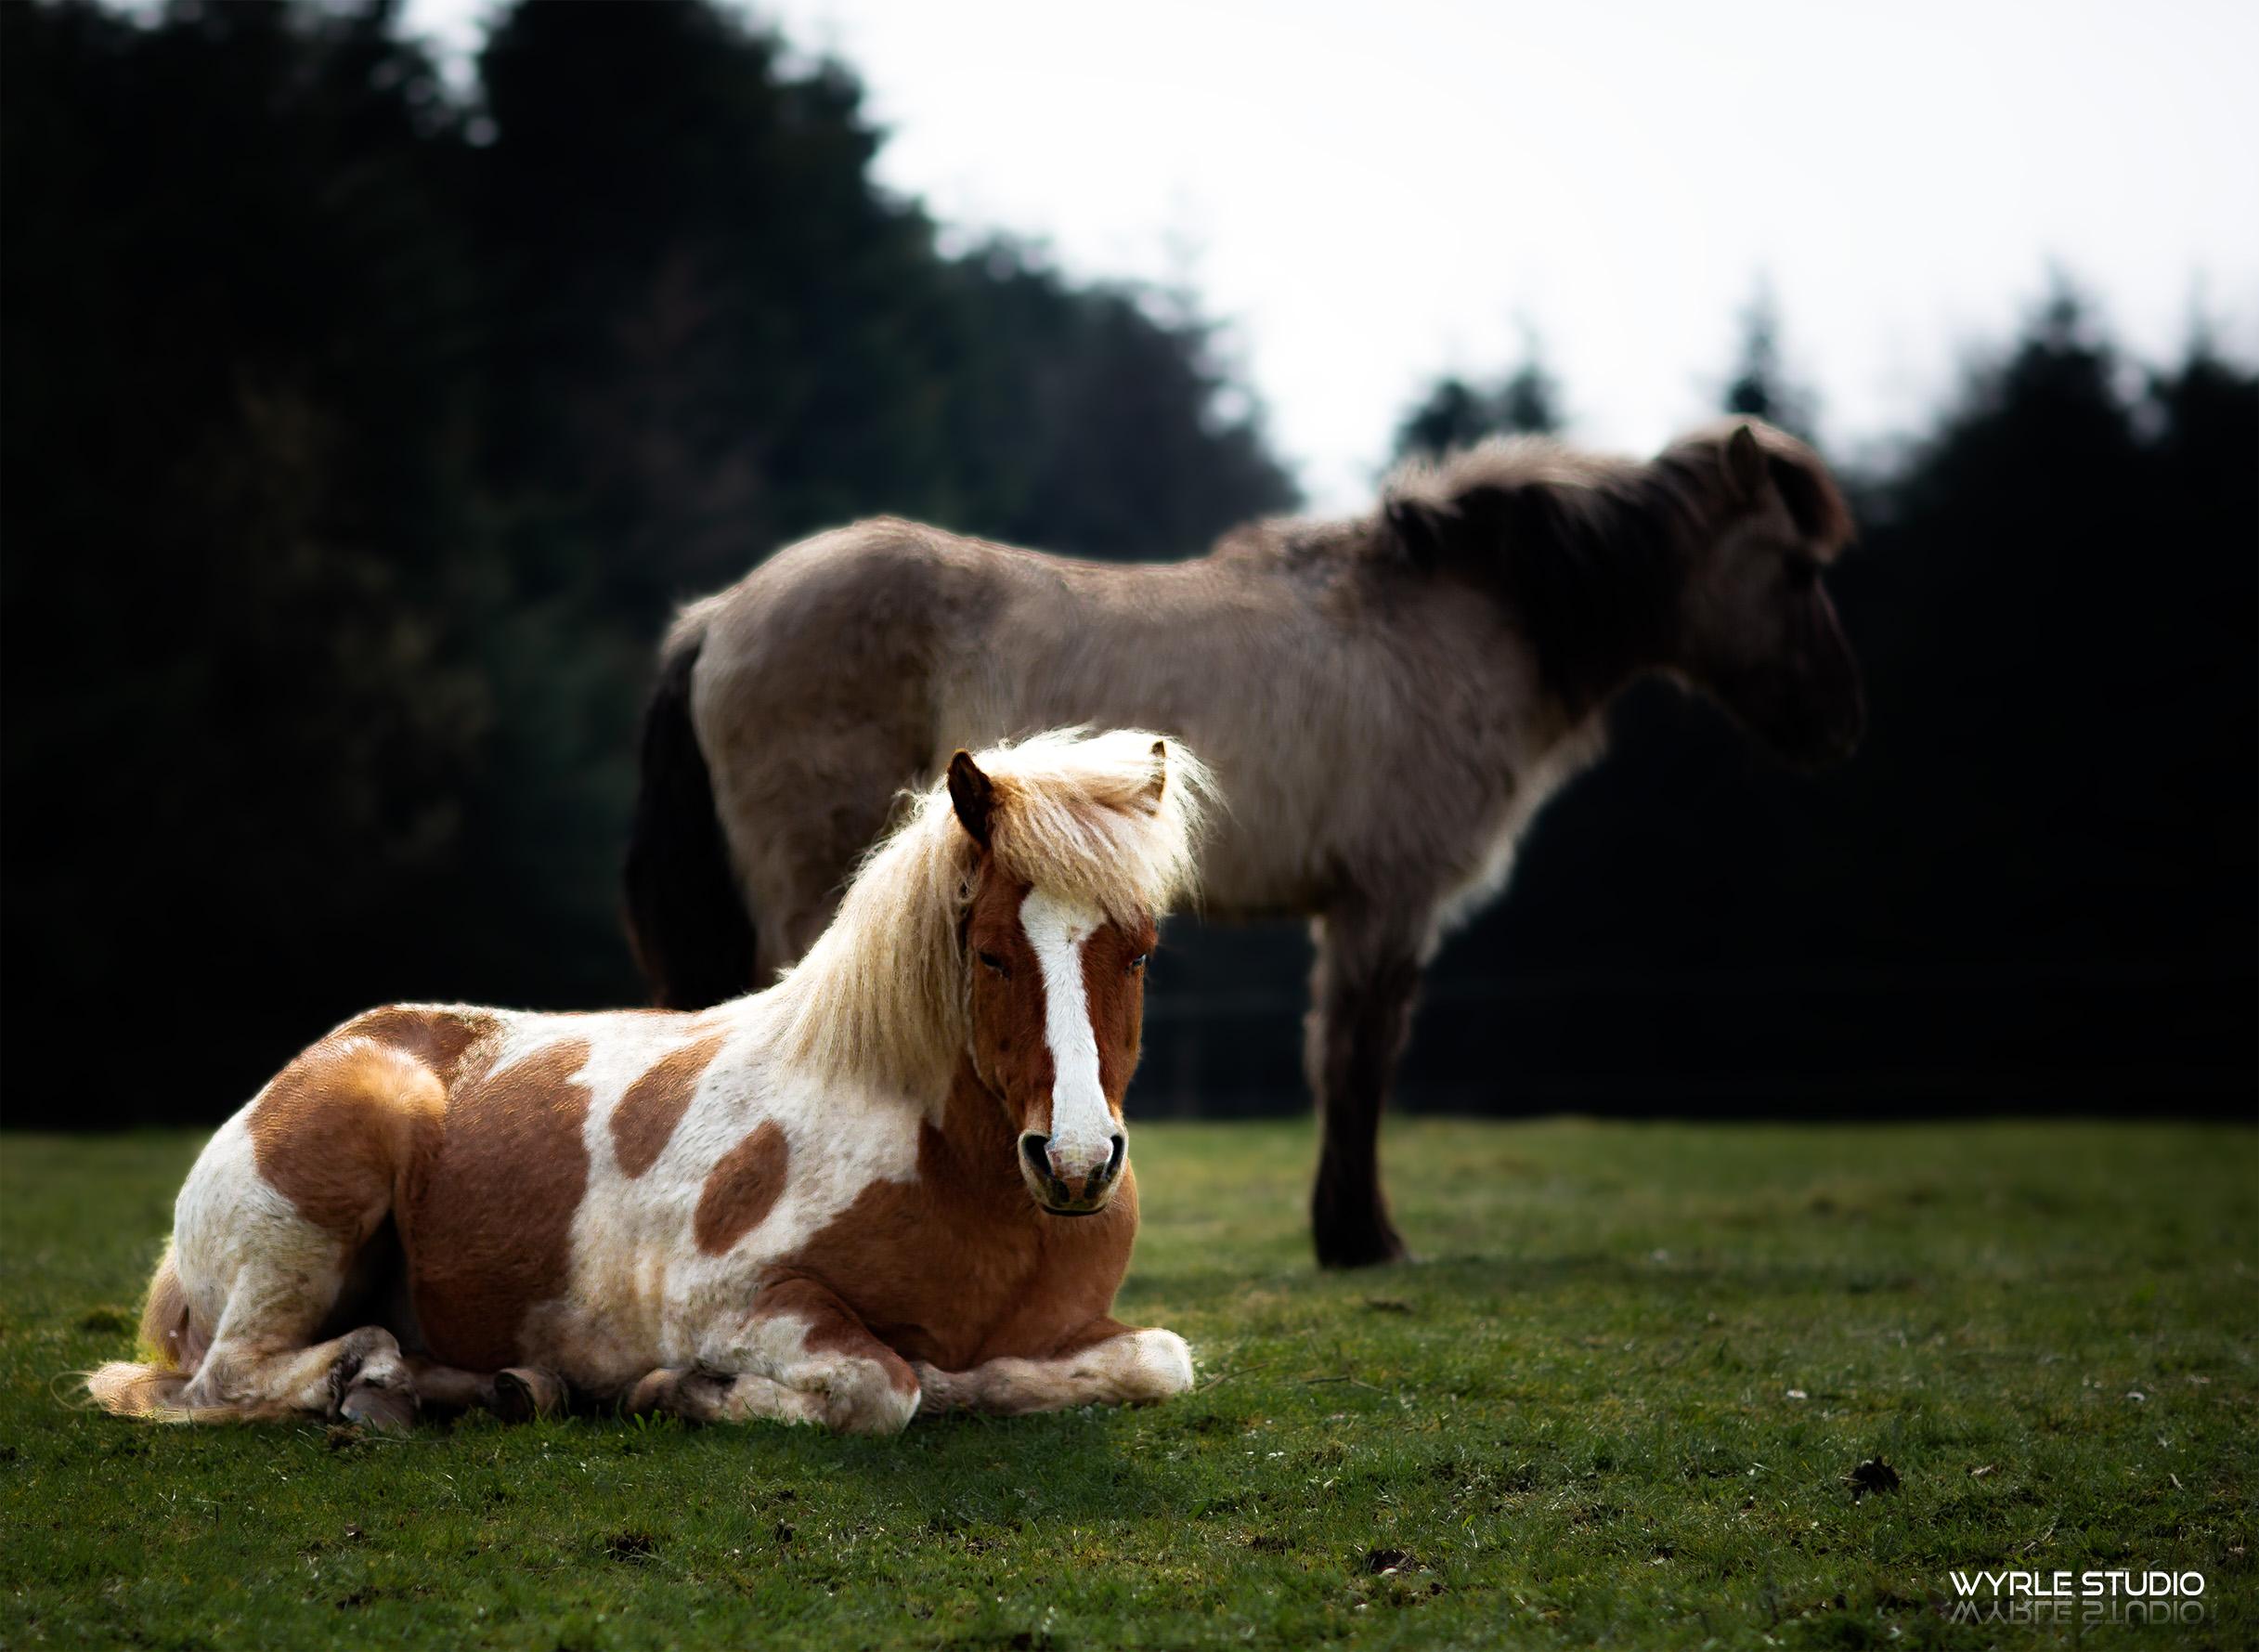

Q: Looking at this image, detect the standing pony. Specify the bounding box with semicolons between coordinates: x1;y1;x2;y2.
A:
89;730;1208;1434
626;420;1864;1268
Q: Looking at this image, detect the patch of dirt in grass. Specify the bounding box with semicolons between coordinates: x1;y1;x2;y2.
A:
603;1530;658;1563
1847;1457;1902;1500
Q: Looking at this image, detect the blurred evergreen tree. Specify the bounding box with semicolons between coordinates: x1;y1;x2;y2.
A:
1438;282;2255;1110
1720;282;1816;439
0;0;1293;1121
1496;348;1564;438
1394;378;1499;460
1392;327;1562;460
2;0;498;1094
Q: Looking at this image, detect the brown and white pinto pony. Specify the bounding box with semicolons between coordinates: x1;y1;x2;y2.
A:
88;729;1210;1435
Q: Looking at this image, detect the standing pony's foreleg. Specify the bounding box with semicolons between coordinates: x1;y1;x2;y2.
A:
1306;904;1430;1268
626;1278;919;1436
914;1319;1194;1417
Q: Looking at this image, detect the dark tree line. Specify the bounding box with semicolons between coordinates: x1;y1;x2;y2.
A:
3;2;2251;1126
1156;288;2256;1117
1489;293;2256;1113
0;0;1293;1124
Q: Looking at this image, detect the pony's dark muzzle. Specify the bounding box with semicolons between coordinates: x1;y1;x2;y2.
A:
1018;1130;1127;1214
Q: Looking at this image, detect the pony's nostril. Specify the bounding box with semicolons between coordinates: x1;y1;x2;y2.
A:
1019;1133;1052;1176
1101;1133;1127;1184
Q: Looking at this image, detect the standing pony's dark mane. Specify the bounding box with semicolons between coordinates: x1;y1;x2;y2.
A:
1370;423;1854;711
1376;438;1694;713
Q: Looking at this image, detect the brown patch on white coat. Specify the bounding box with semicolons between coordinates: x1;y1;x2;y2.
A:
84;729;1207;1437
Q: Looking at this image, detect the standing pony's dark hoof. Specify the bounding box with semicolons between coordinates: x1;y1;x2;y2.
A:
1314;1223;1414;1270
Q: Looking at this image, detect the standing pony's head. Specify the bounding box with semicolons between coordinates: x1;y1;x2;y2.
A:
772;729;1210;1216
1654;420;1863;770
1382;419;1864;770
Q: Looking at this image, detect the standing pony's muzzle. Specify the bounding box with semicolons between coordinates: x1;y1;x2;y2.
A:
1019;1129;1127;1215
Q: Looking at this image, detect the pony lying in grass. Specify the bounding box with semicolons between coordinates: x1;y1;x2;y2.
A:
88;729;1209;1435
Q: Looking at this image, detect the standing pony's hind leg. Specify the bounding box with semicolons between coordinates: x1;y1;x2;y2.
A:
1306;904;1429;1269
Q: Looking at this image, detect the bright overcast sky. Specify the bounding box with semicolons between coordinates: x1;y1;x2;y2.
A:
409;0;2257;509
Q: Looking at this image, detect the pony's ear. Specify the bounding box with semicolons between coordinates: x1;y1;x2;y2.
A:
1384;496;1461;565
1722;423;1768;502
1142;739;1168;810
946;750;996;848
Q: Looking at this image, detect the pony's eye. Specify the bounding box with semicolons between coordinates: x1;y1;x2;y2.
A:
977;950;1010;978
1127;954;1148;974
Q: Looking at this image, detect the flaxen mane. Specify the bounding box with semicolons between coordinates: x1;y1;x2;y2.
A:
768;729;1213;1101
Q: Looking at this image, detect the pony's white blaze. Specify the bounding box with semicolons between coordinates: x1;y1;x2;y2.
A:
1019;886;1112;1173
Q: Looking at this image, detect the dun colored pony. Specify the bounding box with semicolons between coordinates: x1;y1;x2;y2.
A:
89;730;1208;1434
626;420;1864;1269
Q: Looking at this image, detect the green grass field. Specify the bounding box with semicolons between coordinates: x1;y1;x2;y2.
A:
2;1120;2253;1650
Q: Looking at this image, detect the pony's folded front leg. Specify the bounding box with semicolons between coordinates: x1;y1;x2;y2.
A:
626;1364;826;1428
915;1320;1194;1418
629;1278;919;1436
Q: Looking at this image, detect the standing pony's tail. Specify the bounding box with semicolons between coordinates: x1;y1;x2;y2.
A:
84;1243;231;1423
623;626;759;1010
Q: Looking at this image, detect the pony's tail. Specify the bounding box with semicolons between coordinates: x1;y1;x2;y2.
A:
84;1243;230;1423
622;625;758;1010
83;1361;196;1420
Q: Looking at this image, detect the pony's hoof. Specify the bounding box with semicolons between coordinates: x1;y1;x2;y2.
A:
1313;1225;1413;1270
625;1368;685;1416
491;1367;565;1424
627;1365;734;1421
909;1362;957;1415
339;1381;417;1433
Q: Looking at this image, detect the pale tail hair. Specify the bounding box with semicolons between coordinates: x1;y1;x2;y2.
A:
82;1242;249;1423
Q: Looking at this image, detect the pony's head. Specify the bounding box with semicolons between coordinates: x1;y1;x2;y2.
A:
1655;420;1863;770
948;747;1166;1214
1382;419;1863;771
772;728;1209;1216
